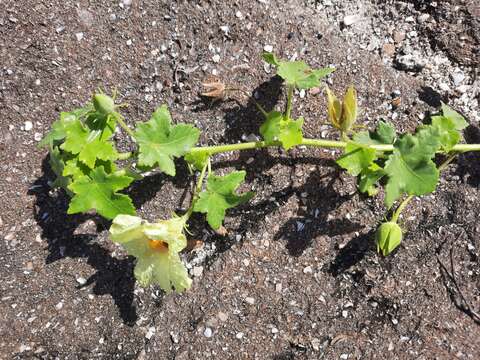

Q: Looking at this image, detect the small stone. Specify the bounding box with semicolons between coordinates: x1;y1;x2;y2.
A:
122;0;132;6
245;297;255;305
76;277;87;285
34;132;43;141
192;266;203;277
55;301;63;310
439;82;450;92
405;16;415;22
382;43;396;57
212;54;220;63
235;11;243;19
275;283;282;293
126;39;132;46
342;310;348;318
24;121;33;131
220;25;229;35
311;338;321;351
236;332;244;339
392;318;398;325
393;31;406;44
204;327;213;338
145;326;156;340
271;327;278;334
451;71;465;86
303;266;313;274
218;312;228;321
263;44;273;52
5;233;14;241
34;79;41;86
242;259;250;267
299;89;306;98
75;32;84;41
343;14;362;26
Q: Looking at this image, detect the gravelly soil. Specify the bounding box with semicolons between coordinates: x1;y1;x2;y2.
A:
0;0;479;359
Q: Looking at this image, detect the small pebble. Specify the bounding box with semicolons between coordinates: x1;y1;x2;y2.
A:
192;266;203;277
75;32;84;41
212;54;220;63
76;277;87;285
245;297;255;305
303;266;313;274
24;121;33;131
218;312;228;321
263;44;273;52
55;301;63;310
343;14;362;26
236;332;244;339
204;327;213;338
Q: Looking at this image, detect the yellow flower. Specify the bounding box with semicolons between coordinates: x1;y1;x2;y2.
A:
110;214;192;293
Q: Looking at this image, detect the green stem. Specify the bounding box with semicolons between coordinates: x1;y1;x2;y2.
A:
228;88;268;117
185;160;209;220
115;114;136;140
117;152;133;160
188;139;480;157
391;195;413;223
286;85;294;119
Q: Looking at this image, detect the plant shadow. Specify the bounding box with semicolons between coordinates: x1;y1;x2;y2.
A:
28;157;189;325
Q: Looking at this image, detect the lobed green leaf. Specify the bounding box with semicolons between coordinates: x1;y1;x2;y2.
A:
193;170;254;230
135;105;200;176
68;166;136;219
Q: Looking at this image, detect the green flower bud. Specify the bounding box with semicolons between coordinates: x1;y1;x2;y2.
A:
376;221;402;256
93;93;115;115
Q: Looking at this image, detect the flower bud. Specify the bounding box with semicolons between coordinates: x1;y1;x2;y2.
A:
93;93;115;115
376;221;402;256
325;85;358;133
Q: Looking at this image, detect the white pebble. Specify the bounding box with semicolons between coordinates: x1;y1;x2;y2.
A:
236;332;244;339
245;297;255;305
263;44;273;53
55;301;63;310
76;277;87;285
212;54;221;63
343;15;362;26
204;327;213;337
75;32;84;41
126;39;132;46
235;11;243;19
303;266;313;274
145;326;156;340
24;121;33;131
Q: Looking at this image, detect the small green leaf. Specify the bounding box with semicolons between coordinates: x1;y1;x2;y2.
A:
262;52;280;66
39;108;90;148
60;118;118;168
441;102;468;130
193;170;254;229
359;163;385;196
184;151;209;171
68;166;135;219
354;121;396;145
135;105;200;176
277;61;334;89
384;132;440;208
259;111;304;150
430;116;461;152
48;146;71;191
336;143;377;176
264;53;334;89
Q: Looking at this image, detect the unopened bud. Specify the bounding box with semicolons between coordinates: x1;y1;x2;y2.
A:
376;221;402;256
93;93;115;115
